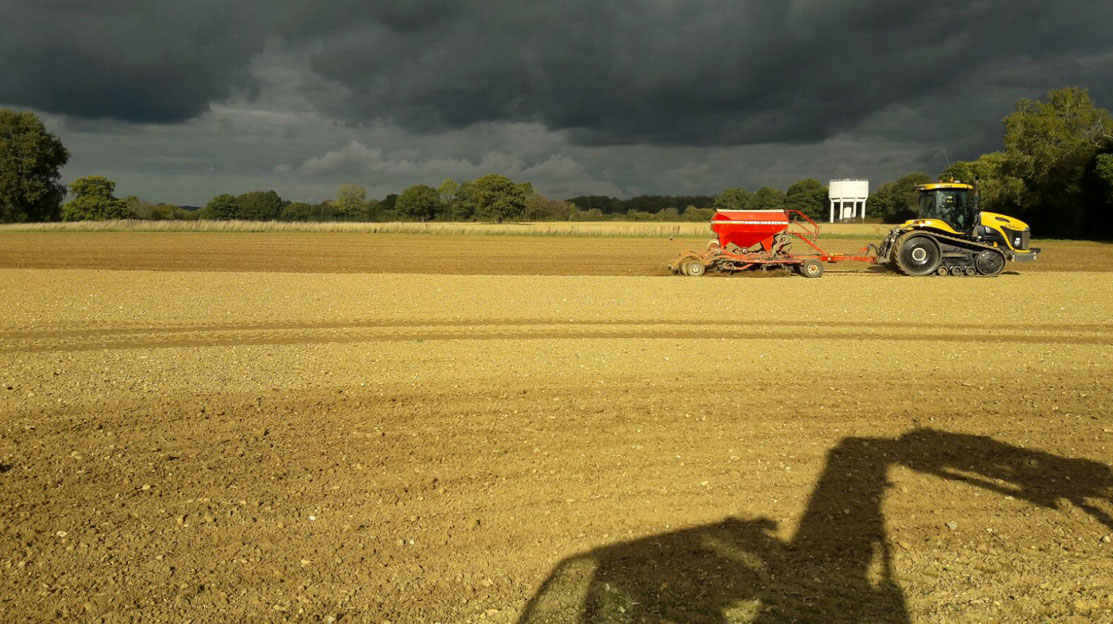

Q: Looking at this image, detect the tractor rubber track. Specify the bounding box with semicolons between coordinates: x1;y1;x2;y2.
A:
890;229;1007;277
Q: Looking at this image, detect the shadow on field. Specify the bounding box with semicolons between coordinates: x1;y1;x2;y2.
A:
519;429;1113;623
0;463;9;473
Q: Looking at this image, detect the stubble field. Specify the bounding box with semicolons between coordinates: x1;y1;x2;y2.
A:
1;231;1112;623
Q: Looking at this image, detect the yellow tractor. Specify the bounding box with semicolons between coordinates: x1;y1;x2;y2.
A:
877;182;1039;276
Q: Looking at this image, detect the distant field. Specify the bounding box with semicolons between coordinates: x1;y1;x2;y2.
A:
0;219;893;238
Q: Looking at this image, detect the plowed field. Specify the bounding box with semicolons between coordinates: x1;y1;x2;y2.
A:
0;232;1108;274
1;233;1112;623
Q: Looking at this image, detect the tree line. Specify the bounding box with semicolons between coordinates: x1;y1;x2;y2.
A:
194;176;576;223
0;110;851;226
3;86;1112;237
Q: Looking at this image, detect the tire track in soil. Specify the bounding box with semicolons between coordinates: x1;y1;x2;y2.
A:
2;320;1111;353
4;318;1113;338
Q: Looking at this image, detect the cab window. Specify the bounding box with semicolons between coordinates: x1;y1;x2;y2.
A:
919;190;970;231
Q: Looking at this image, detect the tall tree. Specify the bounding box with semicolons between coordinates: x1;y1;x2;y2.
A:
437;178;459;220
525;191;572;221
123;195;148;219
785;179;828;220
201;193;241;219
460;174;527;222
940;154;1026;215
280;201;315;221
237;190;283;220
437;178;459;204
0;109;70;222
395;184;441;221
334;184;368;221
867;173;932;223
379;193;398;217
713;187;750;209
747;186;787;210
938;161;977;185
362;199;381;221
61;176;131;221
1002;87;1113;235
1095;154;1113;206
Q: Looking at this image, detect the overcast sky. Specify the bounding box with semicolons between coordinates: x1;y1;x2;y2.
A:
2;1;1111;205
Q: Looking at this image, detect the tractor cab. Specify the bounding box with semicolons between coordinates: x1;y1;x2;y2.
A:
916;182;975;233
902;181;1039;260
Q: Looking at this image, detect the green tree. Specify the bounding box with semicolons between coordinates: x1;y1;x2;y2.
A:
940;154;1026;215
200;193;241;219
682;206;715;222
438;179;459;203
436;179;460;220
123;195;146;219
314;200;335;221
1002;87;1113;235
395;184;441;221
570;207;605;221
120;196;186;220
0;109;70;222
785;179;828;220
938;161;977;185
379;193;398;217
1095;154;1113;205
237;190;283;221
334;184;368;221
1004;87;1112;189
746;186;786;210
459;174;527;222
448;183;475;220
525;191;572;221
279;202;313;221
61;176;131;221
867;173;932;223
155;203;189;220
713;187;750;209
148;204;191;220
567;195;624;214
362;199;381;221
655;206;681;221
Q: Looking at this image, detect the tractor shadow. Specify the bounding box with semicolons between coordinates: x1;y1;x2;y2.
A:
519;429;1113;624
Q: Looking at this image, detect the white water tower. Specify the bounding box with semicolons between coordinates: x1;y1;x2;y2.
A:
828;179;869;222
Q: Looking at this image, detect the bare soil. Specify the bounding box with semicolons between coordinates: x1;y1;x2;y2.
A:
0;232;1106;274
0;235;1112;623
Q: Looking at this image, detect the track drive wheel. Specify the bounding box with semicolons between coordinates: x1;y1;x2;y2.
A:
680;257;706;277
799;259;824;279
895;234;942;276
974;249;1006;276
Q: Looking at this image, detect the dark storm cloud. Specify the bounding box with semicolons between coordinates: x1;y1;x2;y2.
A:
0;1;267;122
3;1;1112;148
292;0;1112;150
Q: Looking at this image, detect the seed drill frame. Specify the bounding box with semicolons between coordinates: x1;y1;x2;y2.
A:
668;209;878;278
